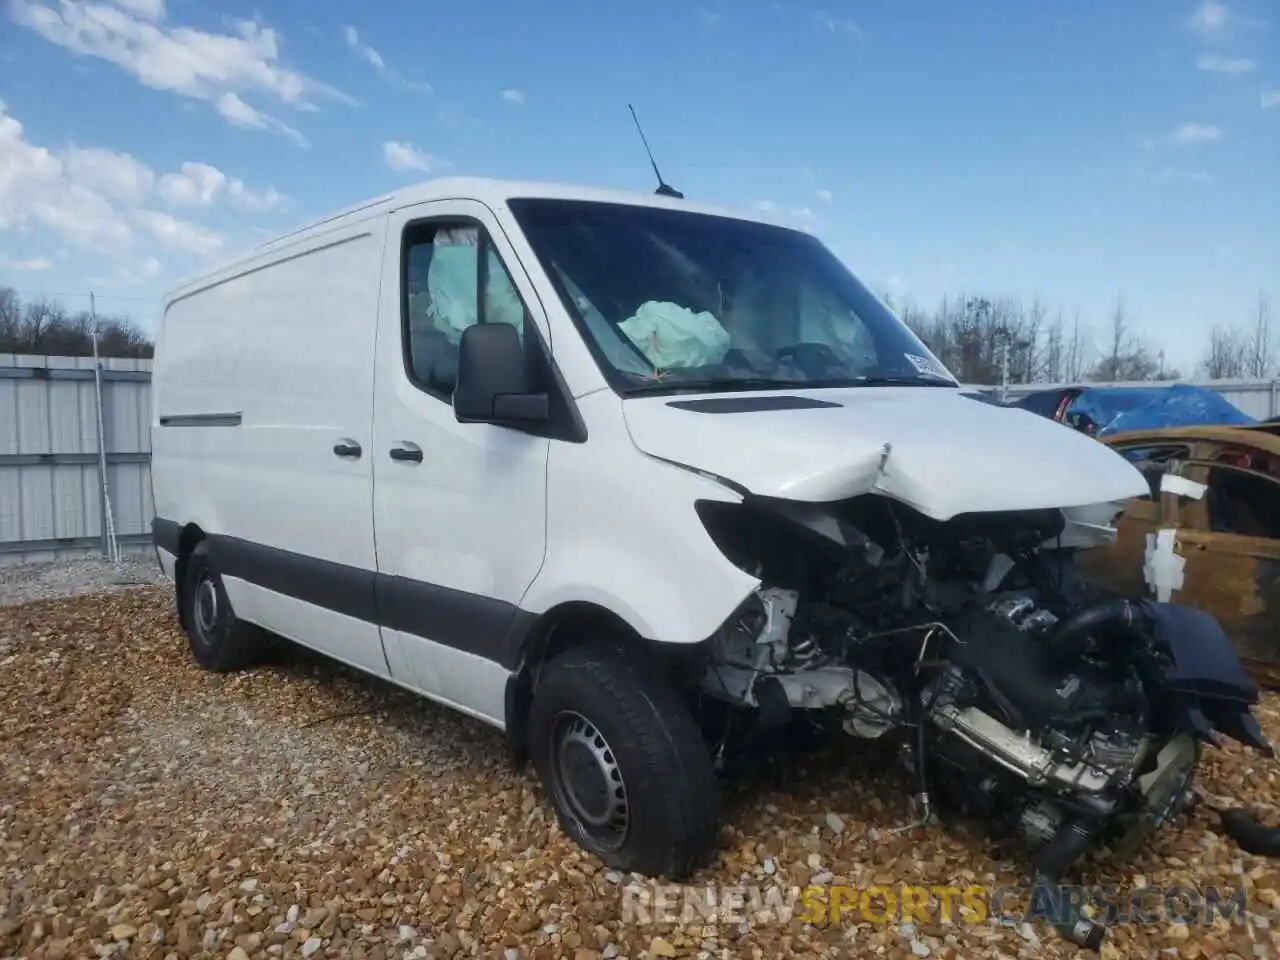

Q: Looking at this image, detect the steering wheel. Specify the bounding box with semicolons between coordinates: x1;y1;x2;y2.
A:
773;342;845;378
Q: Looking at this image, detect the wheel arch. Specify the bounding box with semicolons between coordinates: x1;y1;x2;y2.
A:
173;522;206;630
502;599;705;767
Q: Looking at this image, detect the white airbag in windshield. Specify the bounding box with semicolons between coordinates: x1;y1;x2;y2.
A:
617;300;731;369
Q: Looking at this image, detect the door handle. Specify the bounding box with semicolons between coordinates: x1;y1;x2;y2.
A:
333;439;362;459
389;442;423;463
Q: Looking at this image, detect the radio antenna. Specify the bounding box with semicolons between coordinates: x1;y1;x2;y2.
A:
628;103;684;199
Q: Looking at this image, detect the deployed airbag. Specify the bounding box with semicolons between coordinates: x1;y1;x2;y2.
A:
618;301;731;369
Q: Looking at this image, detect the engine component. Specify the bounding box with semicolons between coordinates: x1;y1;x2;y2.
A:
1088;728;1148;773
1018;801;1065;847
1135;733;1198;829
841;671;902;738
756;587;798;661
701;587;904;727
949;601;1140;732
929;696;1115;794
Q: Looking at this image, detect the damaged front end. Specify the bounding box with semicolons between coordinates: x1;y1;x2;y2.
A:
693;491;1273;949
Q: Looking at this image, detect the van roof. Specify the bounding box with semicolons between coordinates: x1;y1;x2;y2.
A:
163;175;782;303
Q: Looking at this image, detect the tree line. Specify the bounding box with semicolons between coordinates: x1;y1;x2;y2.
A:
0;286;153;359
0;283;1273;379
888;290;1273;386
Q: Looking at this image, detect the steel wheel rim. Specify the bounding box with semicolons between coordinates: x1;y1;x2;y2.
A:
193;574;218;644
548;710;630;850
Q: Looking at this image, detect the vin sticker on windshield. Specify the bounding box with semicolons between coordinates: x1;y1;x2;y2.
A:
904;353;952;380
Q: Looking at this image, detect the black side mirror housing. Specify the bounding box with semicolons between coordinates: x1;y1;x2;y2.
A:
454;323;549;425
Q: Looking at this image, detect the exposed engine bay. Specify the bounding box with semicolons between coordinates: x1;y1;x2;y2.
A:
694;493;1274;949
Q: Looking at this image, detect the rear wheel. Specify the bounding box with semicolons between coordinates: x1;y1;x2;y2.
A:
529;640;720;879
179;541;260;672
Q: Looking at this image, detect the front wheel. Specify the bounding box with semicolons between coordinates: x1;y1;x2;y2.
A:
528;640;721;879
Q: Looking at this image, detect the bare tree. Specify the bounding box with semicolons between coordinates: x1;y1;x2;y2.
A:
1196;292;1274;380
0;286;20;348
1245;292;1274;378
1064;311;1088;383
1087;296;1159;382
0;289;152;358
1200;325;1248;378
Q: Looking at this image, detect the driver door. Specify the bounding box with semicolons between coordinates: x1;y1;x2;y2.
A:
371;200;550;723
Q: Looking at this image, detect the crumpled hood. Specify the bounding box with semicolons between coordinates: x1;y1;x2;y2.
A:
622;387;1150;520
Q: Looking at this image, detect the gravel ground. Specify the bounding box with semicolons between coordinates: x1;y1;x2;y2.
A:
0;554;167;608
2;576;1280;959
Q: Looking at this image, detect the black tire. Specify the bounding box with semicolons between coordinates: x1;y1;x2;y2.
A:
179;541;259;672
529;640;720;879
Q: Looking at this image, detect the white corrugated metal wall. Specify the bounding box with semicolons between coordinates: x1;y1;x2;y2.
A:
2;357;1280;568
0;353;153;566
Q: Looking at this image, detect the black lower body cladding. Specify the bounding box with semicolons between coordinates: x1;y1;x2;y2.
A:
149;517;537;671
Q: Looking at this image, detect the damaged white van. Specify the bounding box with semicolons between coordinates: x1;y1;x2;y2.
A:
151;178;1270;930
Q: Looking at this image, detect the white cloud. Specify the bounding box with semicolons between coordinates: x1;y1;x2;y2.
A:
1197;54;1255;74
383;140;435;173
9;0;352;140
1263;90;1280;108
815;188;833;202
1187;0;1227;36
157;161;287;212
0;101;134;249
0;100;283;264
227;180;287;213
1147;166;1214;185
133;209;222;257
750;200;821;233
62;146;155;203
108;0;162;18
11;257;51;270
114;255;162;285
501;88;526;105
341;24;430;92
815;10;864;38
342;25;385;72
215;92;307;146
156;162;225;206
1171;122;1223;143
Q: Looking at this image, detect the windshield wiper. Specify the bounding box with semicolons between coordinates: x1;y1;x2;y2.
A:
852;375;957;388
624;377;833;395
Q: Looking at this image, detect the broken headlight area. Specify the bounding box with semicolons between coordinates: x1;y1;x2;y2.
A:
693;494;1272;946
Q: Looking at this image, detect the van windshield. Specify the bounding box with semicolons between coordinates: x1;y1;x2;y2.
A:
506;198;958;396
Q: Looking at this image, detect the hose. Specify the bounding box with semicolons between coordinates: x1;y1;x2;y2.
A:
1041;599;1137;665
1195;791;1280;856
1033;821;1109;950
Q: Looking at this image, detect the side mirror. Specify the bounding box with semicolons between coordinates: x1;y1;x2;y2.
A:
453;323;549;425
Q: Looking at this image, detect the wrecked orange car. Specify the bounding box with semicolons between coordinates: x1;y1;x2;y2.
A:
1077;422;1280;686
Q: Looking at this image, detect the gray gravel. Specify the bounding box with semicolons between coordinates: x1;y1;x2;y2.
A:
0;552;168;607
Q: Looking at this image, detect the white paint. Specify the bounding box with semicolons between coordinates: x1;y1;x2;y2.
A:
1143;528;1186;602
623;387;1151;519
1160;472;1208;500
152;216;390;678
149;174;1156;733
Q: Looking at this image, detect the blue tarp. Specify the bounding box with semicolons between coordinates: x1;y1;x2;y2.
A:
1068;384;1257;436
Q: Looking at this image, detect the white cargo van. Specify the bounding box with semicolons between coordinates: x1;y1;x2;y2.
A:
151;177;1152;880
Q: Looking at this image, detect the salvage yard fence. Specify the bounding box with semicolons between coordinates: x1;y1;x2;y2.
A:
3;354;1280;566
0;354;153;567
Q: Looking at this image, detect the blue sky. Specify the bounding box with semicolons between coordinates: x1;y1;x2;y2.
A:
0;0;1275;371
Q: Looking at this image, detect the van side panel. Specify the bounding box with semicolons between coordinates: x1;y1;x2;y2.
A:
151;217;391;676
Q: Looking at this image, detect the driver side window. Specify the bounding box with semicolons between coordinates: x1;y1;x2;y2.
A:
402;220;527;400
